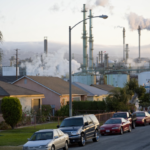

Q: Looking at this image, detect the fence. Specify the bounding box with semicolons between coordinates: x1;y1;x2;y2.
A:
51;112;115;126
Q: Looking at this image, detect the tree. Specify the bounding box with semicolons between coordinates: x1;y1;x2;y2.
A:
1;97;22;129
135;86;146;99
125;79;138;93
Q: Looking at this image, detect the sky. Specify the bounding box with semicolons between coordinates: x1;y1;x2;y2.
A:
0;0;150;64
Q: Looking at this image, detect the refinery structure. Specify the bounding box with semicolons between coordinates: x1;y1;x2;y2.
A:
0;4;150;88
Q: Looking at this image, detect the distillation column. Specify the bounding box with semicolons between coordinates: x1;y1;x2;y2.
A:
88;9;94;71
82;4;88;72
123;28;125;61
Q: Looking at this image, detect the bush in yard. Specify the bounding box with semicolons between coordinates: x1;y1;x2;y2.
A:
1;97;22;129
42;105;52;117
0;121;10;130
56;105;69;117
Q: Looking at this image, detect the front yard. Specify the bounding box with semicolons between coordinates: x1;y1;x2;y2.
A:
0;122;58;147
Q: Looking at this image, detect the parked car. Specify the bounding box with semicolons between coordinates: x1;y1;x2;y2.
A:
133;111;150;126
112;112;136;129
148;111;150;114
57;114;100;146
22;129;69;150
100;118;132;135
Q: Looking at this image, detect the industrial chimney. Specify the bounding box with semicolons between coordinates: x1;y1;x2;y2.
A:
101;51;103;64
82;4;88;72
126;44;129;63
123;28;125;61
44;37;48;54
138;26;141;62
88;9;94;71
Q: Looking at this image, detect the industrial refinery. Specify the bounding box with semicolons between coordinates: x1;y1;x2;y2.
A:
0;4;150;89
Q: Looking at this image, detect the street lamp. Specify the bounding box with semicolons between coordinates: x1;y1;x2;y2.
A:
69;14;108;117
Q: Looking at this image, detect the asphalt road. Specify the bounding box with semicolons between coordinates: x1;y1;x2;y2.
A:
68;125;150;150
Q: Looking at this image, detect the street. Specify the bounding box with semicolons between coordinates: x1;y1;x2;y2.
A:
68;125;150;150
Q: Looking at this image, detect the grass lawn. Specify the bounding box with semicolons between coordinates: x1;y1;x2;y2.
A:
0;122;58;146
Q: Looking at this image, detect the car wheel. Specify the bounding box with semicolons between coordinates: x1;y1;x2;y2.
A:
63;141;68;150
132;121;135;129
128;125;131;132
120;127;123;135
51;145;55;150
144;120;146;126
78;133;86;146
93;130;99;142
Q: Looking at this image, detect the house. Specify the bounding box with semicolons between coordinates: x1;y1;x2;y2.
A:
72;82;109;101
12;76;87;110
0;76;23;83
0;81;45;122
91;84;115;92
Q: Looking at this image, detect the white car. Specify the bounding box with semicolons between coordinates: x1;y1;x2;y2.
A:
22;129;69;150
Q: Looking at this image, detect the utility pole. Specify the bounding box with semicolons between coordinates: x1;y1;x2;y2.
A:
15;49;19;80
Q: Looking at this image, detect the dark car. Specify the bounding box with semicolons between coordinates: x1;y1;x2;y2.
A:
148;111;150;114
112;112;136;129
57;114;100;146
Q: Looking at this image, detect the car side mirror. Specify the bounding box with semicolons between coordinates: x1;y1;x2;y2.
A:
84;122;89;126
54;136;59;139
57;125;60;128
27;138;30;141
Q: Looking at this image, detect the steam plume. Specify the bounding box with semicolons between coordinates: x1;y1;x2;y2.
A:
20;48;81;77
128;12;150;30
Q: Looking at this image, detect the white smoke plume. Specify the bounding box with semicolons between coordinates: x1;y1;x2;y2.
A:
20;48;81;78
86;0;114;14
128;12;150;30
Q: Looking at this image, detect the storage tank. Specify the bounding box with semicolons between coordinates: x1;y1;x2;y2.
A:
138;71;150;86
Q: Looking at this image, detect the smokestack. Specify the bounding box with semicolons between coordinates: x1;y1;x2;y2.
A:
138;26;141;62
98;51;101;64
101;51;103;64
123;28;125;60
44;37;48;55
126;44;129;63
104;54;109;68
87;54;88;68
82;4;88;72
88;9;94;71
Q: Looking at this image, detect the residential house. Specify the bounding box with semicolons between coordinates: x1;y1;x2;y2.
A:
0;81;44;122
72;82;109;101
12;76;87;110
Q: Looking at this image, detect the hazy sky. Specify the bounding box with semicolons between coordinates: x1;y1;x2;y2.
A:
0;0;150;63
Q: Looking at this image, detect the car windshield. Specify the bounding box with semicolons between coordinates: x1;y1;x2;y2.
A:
113;113;127;119
60;118;83;127
135;112;145;117
105;119;121;124
29;132;53;141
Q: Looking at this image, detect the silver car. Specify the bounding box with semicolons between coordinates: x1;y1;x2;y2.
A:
22;129;69;150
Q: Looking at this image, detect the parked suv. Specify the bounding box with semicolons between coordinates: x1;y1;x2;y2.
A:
112;112;136;129
57;114;100;146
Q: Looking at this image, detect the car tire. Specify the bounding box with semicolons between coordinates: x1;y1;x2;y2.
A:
63;141;68;150
120;127;123;135
93;130;99;142
51;145;55;150
144;120;146;126
128;125;131;132
78;133;86;146
132;121;135;129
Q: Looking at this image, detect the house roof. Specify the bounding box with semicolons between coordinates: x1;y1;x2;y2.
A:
0;76;23;83
0;81;44;96
90;84;115;92
72;82;108;96
13;76;88;95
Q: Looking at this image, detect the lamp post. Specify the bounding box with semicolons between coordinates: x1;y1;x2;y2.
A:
69;15;108;117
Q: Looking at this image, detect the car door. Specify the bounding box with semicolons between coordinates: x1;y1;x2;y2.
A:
145;112;150;123
121;118;128;131
53;130;61;149
57;129;65;148
84;116;91;138
85;116;95;138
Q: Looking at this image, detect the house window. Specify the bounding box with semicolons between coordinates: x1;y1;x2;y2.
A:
73;97;81;101
32;99;40;112
0;100;2;114
24;79;27;84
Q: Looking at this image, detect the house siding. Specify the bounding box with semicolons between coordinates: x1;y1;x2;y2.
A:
13;78;61;110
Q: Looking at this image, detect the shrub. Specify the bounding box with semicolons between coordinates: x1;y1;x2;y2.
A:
1;97;22;129
41;105;52;117
56;105;69;117
0;121;10;130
